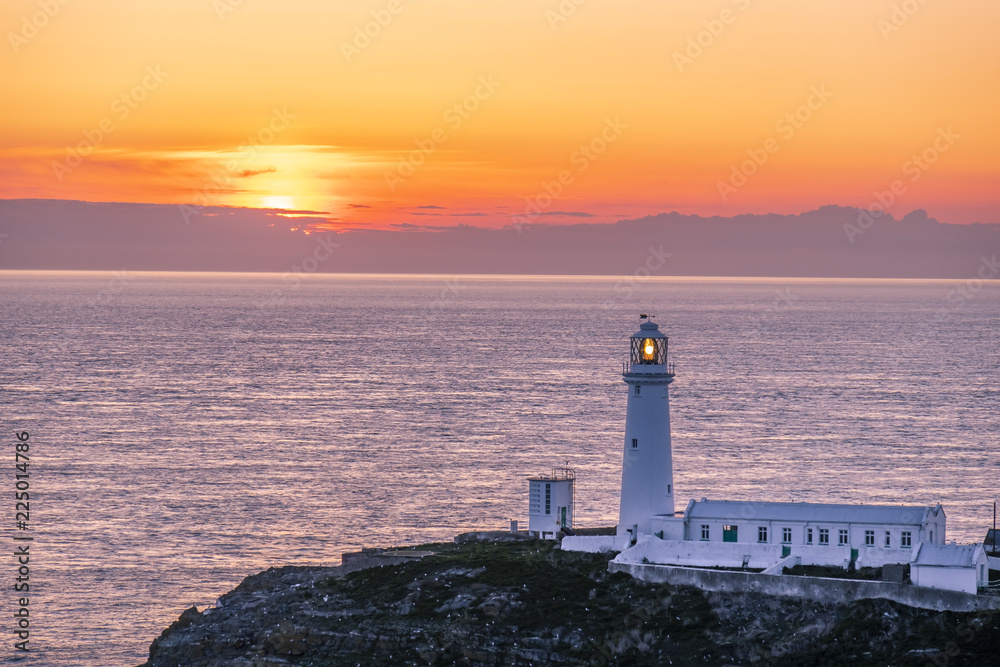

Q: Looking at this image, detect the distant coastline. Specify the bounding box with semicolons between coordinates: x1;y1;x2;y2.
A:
2;199;998;278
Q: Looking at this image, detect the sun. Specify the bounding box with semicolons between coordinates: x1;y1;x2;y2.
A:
261;195;295;210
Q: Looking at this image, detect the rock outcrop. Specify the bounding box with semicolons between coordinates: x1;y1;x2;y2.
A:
140;538;1000;666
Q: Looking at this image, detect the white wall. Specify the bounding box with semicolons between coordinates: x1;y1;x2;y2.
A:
977;548;990;588
612;536;921;572
616;536;783;569
689;517;929;554
561;535;618;553
854;546;919;568
790;544;853;568
553;480;573;528
649;515;685;541
912;566;978;595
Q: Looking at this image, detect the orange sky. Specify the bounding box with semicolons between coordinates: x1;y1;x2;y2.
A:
1;0;997;228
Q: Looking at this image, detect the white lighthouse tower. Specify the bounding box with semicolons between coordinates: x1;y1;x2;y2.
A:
618;316;677;545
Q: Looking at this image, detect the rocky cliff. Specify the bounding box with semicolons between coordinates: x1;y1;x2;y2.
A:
139;537;1000;666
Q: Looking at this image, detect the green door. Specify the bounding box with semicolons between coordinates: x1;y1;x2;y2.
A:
723;525;738;543
560;507;567;528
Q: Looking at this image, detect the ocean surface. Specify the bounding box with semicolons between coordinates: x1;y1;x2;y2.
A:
0;271;998;666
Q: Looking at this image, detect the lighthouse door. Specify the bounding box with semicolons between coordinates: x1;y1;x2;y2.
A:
560;507;567;528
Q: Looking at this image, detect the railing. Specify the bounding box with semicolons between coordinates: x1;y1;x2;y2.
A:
978;582;1000;596
623;361;676;375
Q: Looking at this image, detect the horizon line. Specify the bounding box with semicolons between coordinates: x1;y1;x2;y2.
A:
1;269;992;285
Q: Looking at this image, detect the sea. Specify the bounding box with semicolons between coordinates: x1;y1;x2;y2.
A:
0;271;998;666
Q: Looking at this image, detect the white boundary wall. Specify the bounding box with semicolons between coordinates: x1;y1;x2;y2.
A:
609;561;1000;613
609;536;856;570
561;535;618;553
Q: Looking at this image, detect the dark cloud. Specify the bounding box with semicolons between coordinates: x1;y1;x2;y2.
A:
0;199;996;277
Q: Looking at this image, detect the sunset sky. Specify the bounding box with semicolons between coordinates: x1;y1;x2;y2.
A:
2;0;997;229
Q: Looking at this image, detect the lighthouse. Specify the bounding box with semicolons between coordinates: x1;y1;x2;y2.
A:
562;316;962;585
618;316;676;544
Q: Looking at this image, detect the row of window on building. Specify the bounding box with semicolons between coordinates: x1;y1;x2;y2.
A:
528;483;552;515
701;524;916;548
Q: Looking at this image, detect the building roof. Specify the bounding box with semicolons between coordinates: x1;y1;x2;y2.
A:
912;543;983;568
983;529;1000;549
631;319;666;339
686;499;943;526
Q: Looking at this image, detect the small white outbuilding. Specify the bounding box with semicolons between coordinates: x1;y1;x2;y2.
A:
528;468;575;539
910;543;990;594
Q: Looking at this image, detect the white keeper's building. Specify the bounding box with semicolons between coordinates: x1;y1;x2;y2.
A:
684;499;946;552
560;316;988;594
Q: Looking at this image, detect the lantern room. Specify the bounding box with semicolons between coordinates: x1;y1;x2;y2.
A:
627;317;670;370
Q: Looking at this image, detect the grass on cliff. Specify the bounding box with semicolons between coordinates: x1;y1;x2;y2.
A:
318;539;719;664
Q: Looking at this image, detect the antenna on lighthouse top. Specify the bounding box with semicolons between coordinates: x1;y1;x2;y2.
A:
639;313;648;319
